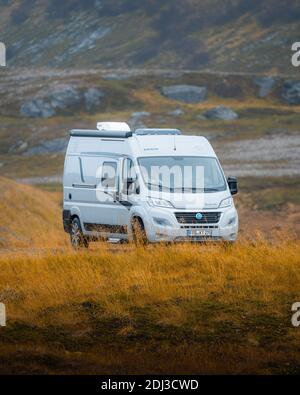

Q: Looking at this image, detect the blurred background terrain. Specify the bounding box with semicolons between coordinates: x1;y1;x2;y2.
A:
0;1;299;212
0;0;300;375
1;0;300;73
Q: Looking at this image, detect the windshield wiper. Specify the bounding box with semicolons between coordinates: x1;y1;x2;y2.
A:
204;188;220;192
146;182;163;191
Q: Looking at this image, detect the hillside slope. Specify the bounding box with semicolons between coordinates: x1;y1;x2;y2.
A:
0;0;299;74
0;177;66;248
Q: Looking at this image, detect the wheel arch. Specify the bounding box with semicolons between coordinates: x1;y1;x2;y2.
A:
128;206;151;241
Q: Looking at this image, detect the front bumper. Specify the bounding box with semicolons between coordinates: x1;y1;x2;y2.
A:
144;206;238;243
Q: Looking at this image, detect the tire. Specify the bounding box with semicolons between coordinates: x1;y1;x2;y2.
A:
70;217;89;250
131;217;148;246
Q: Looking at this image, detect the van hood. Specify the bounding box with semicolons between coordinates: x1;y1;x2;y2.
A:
147;190;230;210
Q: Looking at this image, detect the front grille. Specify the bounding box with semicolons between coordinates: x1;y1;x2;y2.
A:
175;212;221;224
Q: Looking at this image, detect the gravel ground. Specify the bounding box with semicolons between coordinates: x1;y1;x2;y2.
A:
216;133;300;177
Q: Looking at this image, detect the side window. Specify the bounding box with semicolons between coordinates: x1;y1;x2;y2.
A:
101;162;117;188
80;156;97;185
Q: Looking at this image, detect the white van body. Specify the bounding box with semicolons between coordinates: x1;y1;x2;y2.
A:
63;123;238;245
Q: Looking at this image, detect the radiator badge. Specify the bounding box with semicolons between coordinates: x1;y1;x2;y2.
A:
195;213;203;220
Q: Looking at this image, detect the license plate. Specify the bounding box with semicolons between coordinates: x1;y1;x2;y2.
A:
186;229;212;237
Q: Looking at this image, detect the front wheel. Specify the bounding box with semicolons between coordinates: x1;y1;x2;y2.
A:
131;217;148;246
70;217;89;250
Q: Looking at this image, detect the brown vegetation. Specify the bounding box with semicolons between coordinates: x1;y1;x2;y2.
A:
0;237;300;374
0;177;299;374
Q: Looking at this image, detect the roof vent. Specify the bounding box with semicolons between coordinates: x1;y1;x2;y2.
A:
97;122;131;132
134;128;181;136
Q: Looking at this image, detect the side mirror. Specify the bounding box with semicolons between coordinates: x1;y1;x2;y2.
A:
124;176;139;196
126;176;137;185
227;176;238;195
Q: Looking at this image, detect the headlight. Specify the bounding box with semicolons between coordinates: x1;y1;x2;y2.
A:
219;197;232;208
147;198;173;208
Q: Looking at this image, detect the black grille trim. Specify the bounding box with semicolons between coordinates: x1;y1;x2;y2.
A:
180;225;218;229
175;212;221;224
175;236;222;242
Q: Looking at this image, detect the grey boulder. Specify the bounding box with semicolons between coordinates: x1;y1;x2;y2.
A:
20;85;81;118
25;138;68;156
20;85;96;118
84;88;105;112
20;99;55;118
253;76;275;97
48;85;82;112
161;85;207;103
282;80;300;105
202;106;238;121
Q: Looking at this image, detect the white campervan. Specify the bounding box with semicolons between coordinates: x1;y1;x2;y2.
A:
63;122;238;248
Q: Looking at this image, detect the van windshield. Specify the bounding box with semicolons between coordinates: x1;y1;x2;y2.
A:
138;156;227;193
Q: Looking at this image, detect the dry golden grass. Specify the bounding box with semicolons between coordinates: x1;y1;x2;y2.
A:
2;237;300;318
0;177;68;249
0;177;300;374
0;237;300;374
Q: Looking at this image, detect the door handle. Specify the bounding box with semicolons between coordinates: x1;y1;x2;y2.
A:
72;184;96;189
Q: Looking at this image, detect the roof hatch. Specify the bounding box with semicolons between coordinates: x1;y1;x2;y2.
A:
97;122;131;132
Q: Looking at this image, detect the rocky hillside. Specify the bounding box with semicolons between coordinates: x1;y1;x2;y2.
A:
0;0;300;74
